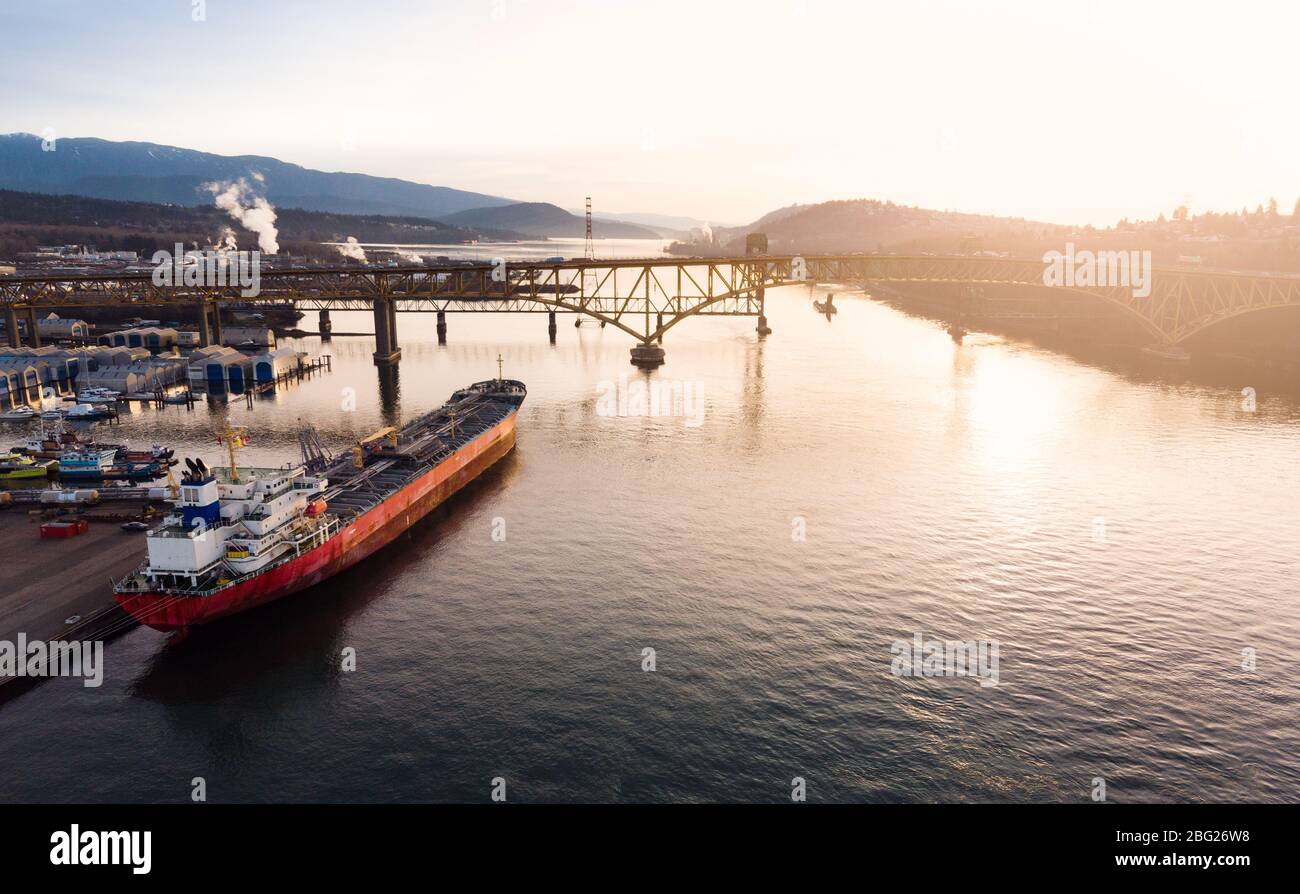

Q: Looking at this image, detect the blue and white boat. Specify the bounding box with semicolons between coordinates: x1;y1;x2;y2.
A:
56;447;120;479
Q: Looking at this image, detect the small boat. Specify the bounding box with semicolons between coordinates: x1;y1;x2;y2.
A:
64;403;114;421
116;444;174;464
813;294;838;315
12;423;91;459
120;521;150;533
40;409;64;420
0;407;36;422
0;452;57;480
76;387;120;404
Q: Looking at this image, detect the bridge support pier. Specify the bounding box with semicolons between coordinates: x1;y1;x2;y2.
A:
547;311;557;343
195;300;211;347
436;310;447;345
373;298;401;364
318;309;332;339
756;286;771;335
630;342;665;369
4;307;20;348
656;313;663;343
211;302;224;346
26;307;41;347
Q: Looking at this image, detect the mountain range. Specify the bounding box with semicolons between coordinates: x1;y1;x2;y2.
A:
0;134;661;239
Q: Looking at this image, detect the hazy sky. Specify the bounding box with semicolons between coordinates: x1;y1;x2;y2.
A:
2;0;1297;226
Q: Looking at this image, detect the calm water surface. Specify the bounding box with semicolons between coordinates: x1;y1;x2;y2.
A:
1;280;1297;803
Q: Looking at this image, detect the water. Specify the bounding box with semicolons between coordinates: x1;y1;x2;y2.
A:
1;277;1298;803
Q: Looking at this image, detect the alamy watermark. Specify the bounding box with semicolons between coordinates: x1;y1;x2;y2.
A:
0;634;103;687
151;242;261;297
891;633;1000;687
596;373;705;427
1042;243;1151;299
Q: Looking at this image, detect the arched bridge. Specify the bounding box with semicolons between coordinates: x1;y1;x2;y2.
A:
4;255;1299;365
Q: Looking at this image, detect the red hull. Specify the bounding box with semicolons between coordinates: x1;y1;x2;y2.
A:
115;414;516;630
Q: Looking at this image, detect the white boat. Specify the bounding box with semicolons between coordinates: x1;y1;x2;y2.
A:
40;409;65;420
65;403;111;420
77;387;120;404
0;406;36;421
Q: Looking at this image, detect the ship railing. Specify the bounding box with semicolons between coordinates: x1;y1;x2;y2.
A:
151;518;234;539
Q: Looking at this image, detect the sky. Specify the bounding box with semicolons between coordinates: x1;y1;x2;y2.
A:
2;0;1298;227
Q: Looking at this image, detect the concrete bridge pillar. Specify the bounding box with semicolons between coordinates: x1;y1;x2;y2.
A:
373;298;401;364
4;307;20;348
756;285;771;335
547;311;557;343
318;309;332;339
436;310;447;345
630;342;665;369
195;300;211;347
26;307;41;347
656;312;664;343
211;302;224;346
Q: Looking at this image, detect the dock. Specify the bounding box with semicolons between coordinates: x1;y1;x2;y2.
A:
0;506;152;699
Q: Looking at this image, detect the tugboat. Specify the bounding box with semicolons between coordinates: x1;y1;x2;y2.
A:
115;372;526;630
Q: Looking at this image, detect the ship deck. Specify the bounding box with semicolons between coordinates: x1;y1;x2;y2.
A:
318;384;520;519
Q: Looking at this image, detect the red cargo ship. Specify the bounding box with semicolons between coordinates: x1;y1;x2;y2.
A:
114;377;525;630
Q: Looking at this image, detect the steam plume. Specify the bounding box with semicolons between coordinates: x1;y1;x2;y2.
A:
336;237;367;262
203;176;280;254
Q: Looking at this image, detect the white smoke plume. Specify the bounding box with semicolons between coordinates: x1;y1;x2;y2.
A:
397;250;424;264
203;176;280;254
336;236;367;262
699;223;713;242
214;226;238;252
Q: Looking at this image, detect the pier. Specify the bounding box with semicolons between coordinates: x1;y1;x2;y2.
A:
0;507;148;698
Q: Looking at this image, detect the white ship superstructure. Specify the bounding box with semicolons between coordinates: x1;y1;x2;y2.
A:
140;458;335;591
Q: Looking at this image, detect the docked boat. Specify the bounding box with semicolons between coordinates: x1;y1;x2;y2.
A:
77;387;121;404
0;407;36;422
114;375;526;630
55;447;119;479
0;452;57;480
116;444;175;464
64;403;114;421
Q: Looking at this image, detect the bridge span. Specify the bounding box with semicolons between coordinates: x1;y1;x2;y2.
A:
4;255;1300;367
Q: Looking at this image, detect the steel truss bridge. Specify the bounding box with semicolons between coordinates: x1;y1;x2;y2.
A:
4;255;1300;364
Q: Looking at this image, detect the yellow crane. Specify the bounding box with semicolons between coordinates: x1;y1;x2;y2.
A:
353;426;398;469
218;423;248;482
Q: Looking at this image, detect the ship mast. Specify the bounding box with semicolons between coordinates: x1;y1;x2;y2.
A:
497;353;503;383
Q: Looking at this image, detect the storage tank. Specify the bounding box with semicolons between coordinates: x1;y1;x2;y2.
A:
39;489;100;504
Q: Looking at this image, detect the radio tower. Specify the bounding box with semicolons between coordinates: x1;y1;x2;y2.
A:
584;196;595;260
578;196;600;328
